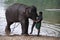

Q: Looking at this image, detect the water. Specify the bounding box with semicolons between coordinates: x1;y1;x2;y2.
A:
0;2;60;37
4;0;60;24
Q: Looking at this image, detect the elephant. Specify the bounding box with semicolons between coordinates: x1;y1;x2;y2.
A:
5;3;38;35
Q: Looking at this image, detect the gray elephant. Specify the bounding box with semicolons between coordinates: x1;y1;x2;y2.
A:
5;3;38;35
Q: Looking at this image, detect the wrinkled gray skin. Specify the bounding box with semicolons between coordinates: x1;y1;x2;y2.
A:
5;3;38;35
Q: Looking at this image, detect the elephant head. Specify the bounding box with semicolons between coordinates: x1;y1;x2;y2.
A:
25;6;38;20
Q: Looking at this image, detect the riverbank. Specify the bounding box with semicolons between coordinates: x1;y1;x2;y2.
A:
0;35;60;40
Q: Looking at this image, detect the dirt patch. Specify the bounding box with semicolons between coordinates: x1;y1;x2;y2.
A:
0;35;60;40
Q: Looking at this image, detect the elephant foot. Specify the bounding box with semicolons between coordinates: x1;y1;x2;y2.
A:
37;35;42;37
21;33;29;36
5;28;11;35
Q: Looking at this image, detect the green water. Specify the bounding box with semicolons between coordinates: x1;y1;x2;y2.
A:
4;0;60;24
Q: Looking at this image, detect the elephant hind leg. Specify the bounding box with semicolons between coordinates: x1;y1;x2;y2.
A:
5;22;13;35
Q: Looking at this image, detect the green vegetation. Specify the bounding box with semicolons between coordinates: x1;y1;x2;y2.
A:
4;0;60;24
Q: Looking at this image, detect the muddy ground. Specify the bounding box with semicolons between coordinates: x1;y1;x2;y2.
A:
0;35;60;40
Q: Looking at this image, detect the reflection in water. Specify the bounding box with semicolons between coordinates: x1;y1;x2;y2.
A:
0;2;60;37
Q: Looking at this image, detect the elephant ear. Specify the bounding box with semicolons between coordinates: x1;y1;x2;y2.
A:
25;7;30;17
25;7;33;17
25;6;37;18
26;6;37;13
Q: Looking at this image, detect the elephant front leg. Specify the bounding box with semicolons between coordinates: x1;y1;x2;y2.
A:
21;19;29;35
